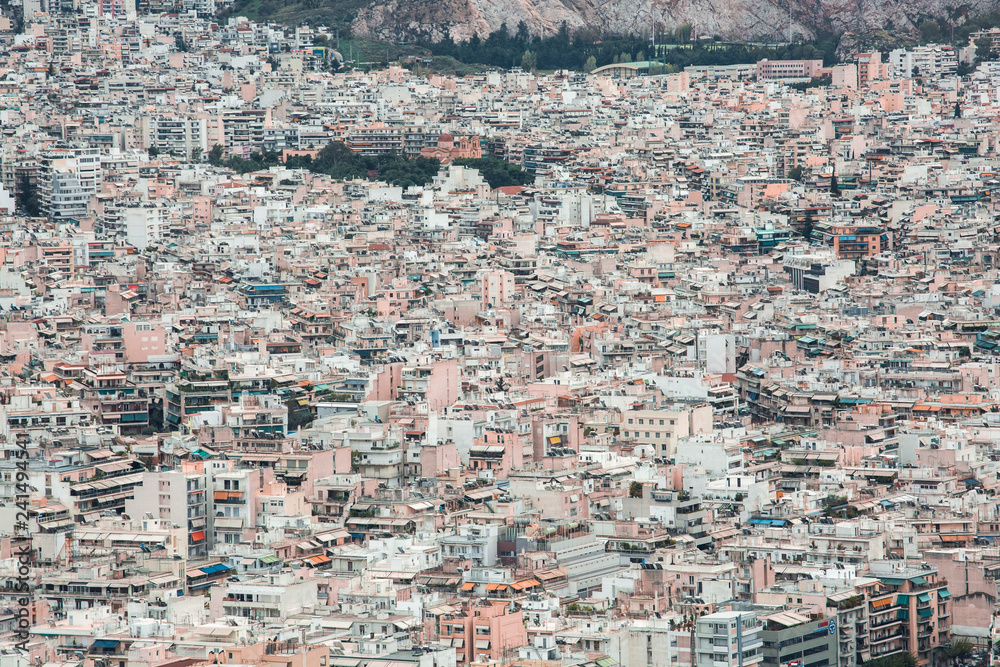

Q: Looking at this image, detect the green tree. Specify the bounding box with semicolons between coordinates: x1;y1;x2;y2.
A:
584;55;597;72
801;210;816;240
629;481;643;498
208;144;224;166
788;165;804;181
918;19;942;43
636;50;645;62
975;36;997;62
829;172;840;196
453;156;534;188
148;146;160;157
940;640;973;662
16;172;39;217
521;49;536;71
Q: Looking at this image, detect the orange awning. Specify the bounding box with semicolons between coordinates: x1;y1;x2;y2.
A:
191;530;206;542
940;535;971;542
460;582;475;591
214;491;229;500
486;584;500;591
871;597;892;608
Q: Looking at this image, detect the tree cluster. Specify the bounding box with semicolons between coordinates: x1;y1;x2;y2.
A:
419;22;840;72
206;141;532;189
287;141;441;188
452;156;534;188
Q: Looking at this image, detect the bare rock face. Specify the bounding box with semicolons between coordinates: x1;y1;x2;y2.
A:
353;0;1000;43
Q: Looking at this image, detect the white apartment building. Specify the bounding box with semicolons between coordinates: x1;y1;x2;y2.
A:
37;149;102;221
695;611;763;667
144;116;209;158
125;470;209;559
620;404;713;458
125;203;168;248
889;45;958;77
209;571;318;622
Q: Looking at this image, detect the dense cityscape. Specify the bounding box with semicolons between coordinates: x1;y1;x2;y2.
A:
3;5;1000;667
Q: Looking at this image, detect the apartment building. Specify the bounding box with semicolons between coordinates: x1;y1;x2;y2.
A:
439;600;527;666
755;59;824;80
759;611;837;667
209;571;318;622
126;468;210;558
37;149;102;221
125;203;169;249
620;404;713;458
889;45;957;77
696;611;763;667
143;116;208;158
80;364;151;435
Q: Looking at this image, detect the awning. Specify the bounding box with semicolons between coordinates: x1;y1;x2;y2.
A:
475;640;491;650
871;597;892;609
881;578;905;586
917;593;931;603
896;595;909;605
190;530;206;542
460;582;475;591
260;555;280;564
938;589;951;599
199;563;230;575
919;608;934;618
90;639;121;649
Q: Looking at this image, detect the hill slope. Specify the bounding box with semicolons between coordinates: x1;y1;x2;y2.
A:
351;0;1000;43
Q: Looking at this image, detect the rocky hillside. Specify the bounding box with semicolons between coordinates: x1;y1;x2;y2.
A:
352;0;1000;43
